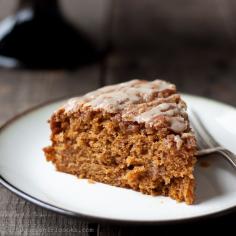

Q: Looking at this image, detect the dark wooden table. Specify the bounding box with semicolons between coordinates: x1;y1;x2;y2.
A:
0;0;236;235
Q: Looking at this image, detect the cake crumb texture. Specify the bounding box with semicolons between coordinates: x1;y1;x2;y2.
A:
44;79;197;204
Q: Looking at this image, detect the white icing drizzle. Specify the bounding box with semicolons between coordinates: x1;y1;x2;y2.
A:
169;117;187;133
61;79;189;133
133;102;187;133
134;103;180;123
182;132;194;138
84;79;174;101
63;97;82;112
87;91;140;111
174;135;183;150
64;79;176;113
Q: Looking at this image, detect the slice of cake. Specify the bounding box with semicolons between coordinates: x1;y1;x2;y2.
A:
44;79;197;204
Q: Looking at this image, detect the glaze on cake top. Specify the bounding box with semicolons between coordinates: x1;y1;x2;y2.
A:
61;79;189;133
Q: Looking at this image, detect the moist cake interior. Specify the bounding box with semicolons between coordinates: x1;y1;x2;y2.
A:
44;80;197;204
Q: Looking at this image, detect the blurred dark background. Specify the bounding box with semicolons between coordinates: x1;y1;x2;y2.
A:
0;0;235;235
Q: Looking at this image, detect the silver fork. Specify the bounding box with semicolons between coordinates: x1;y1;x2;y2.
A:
189;109;236;168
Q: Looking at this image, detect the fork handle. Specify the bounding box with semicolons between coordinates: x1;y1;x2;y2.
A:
218;149;236;168
197;147;225;156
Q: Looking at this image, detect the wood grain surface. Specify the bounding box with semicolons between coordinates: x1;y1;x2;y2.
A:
0;0;236;235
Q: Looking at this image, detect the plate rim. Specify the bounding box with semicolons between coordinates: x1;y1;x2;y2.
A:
0;94;236;224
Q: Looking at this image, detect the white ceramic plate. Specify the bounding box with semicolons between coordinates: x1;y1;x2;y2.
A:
0;94;236;224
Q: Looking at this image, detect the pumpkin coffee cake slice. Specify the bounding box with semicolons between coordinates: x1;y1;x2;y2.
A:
44;79;197;204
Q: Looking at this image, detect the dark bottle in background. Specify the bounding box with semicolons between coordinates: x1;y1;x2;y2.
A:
0;0;105;69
